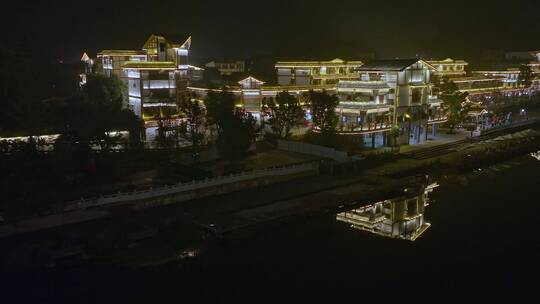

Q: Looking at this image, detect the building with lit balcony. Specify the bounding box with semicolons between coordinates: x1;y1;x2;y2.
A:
425;58;468;79
505;50;540;62
205;60;246;75
92;34;192;118
275;58;363;86
452;76;505;93
189;76;334;121
334;59;444;146
453;71;528;100
471;69;520;89
97;50;147;78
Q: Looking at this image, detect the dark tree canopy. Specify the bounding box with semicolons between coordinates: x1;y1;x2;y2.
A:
518;64;533;88
53;73;141;150
262;91;305;139
205;90;257;162
177;92;207;154
308;90;339;134
434;77;469;133
83;73;126;112
0;47;49;135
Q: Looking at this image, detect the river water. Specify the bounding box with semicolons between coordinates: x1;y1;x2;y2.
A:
4;153;540;303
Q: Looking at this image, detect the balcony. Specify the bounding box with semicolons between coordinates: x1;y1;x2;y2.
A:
311;73;359;79
428;116;448;124
338;101;392;112
335;121;393;135
337;80;391;93
428;99;441;109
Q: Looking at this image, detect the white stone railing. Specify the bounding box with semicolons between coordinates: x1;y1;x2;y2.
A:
480;117;540;135
64;162;319;211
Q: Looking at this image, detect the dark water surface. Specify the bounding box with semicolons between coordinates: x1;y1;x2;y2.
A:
5;155;540;303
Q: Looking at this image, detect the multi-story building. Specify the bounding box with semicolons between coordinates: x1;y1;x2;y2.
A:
451;76;505;94
97;50;148;78
275;58;363;86
451;68;528;100
92;34;192;118
205;60;246;75
187;65;205;82
425;58;468;79
189;76;335;121
471;69;520;88
334;59;444;146
79;52;94;86
505;51;540;62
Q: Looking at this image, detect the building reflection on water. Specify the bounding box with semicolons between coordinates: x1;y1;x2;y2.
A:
336;182;439;241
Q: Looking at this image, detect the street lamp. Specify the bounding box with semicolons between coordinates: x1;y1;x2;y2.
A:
520;108;528;120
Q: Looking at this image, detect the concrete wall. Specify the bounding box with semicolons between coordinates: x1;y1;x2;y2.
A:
65;162;320;211
132;166;318;211
277;140;353;162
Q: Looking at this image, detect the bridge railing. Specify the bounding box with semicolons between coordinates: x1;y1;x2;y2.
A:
64;162;320;211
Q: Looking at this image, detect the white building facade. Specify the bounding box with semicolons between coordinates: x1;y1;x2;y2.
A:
275;58;363;86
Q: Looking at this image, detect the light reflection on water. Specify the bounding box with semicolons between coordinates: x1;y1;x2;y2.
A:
530;150;540;161
336;182;439;241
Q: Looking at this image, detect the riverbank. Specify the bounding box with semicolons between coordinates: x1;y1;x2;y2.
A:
2;148;538;270
3;151;539;303
1;121;539;270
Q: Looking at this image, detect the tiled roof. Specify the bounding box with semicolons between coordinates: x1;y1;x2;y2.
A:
98;50;146;56
357;59;421;72
275;58;363;68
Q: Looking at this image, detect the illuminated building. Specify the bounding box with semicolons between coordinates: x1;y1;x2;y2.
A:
425;58;468;78
190;59;446;146
79;52;94;86
275;58;363;86
452;76;507;94
188;65;205;82
189;77;334;121
91;34;192;118
336;183;438;241
471;69;520;88
335;59;444;146
456;68;531;99
96;50;147;78
205;60;246;75
505;50;540;62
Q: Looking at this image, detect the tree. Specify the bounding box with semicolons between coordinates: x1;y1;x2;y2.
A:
205;90;257;162
435;77;469;133
435;76;458;95
178;92;207;158
83;73;126;112
389;125;401;147
0;47;49;135
262;91;304;138
518;64;533;88
154;106;176;149
307;90;339;134
52;73;140;151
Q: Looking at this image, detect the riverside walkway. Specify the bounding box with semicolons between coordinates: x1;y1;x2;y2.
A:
401;118;540;160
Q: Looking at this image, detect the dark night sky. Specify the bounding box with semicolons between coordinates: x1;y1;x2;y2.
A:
4;0;540;63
